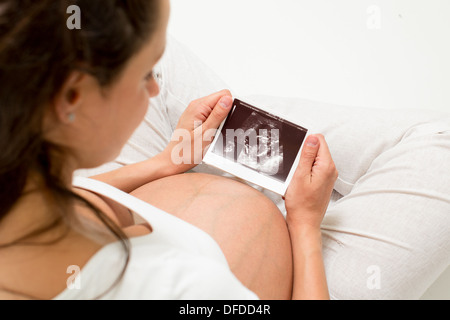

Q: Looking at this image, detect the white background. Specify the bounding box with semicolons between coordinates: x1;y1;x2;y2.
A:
168;0;450;299
168;0;450;113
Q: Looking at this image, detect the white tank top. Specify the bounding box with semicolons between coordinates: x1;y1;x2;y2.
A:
53;176;258;300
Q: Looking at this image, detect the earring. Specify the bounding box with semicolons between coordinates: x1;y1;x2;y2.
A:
68;113;76;123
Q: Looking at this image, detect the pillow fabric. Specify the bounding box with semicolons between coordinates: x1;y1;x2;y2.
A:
246;95;450;299
76;35;450;300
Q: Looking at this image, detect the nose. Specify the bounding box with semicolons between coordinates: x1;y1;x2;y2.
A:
147;76;160;98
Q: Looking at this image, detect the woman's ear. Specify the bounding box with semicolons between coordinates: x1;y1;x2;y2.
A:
51;71;85;124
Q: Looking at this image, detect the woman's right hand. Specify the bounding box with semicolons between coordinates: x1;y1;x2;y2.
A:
284;134;338;230
284;134;337;300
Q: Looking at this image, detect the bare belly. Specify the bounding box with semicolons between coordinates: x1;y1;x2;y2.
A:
130;172;293;299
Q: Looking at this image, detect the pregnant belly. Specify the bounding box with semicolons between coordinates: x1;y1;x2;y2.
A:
130;172;293;300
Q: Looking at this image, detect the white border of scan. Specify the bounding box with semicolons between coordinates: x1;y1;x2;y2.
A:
203;98;309;196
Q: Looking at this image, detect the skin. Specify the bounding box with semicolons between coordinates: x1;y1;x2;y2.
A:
0;0;170;299
130;173;294;299
0;0;338;300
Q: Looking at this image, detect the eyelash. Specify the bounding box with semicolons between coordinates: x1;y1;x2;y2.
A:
145;71;154;81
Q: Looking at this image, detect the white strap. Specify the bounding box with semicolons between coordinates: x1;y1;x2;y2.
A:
72;176;177;232
72;176;232;265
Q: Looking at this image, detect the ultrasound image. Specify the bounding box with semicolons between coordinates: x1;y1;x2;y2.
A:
213;99;307;182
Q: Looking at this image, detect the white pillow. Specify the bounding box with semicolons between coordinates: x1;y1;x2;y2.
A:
76;35;450;300
245;94;450;299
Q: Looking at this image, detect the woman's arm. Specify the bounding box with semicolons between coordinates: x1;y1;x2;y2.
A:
91;90;233;193
284;134;338;300
288;224;329;300
89;151;178;194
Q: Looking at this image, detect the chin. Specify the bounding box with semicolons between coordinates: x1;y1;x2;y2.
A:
79;149;121;171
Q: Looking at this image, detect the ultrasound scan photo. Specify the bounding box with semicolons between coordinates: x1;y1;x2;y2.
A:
213;99;308;182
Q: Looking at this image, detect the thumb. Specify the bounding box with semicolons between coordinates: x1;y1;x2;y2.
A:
204;95;233;130
298;135;320;176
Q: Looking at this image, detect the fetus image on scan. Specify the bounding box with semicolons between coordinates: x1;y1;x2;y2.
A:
226;111;283;177
214;100;307;182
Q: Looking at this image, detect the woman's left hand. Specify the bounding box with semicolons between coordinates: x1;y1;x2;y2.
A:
161;89;233;174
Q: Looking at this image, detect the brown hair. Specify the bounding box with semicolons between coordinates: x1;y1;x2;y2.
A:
0;0;161;298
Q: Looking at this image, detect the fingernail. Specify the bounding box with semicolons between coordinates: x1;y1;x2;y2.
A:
307;135;319;147
219;96;233;109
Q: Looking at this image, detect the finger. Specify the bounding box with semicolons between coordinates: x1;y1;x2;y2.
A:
311;134;336;173
315;134;332;161
203;94;233;131
313;135;338;179
297;135;320;177
198;89;232;105
190;89;231;114
186;90;231;124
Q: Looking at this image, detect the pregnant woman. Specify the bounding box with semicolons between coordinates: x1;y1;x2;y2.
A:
0;0;337;299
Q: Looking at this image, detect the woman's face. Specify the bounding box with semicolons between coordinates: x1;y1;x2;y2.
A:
47;0;170;170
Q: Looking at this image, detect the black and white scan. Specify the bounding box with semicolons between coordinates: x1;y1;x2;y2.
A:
213;99;307;182
225;111;284;177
